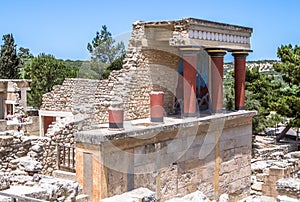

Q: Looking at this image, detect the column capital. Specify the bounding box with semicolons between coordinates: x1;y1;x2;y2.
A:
206;49;227;57
232;51;249;58
178;46;202;55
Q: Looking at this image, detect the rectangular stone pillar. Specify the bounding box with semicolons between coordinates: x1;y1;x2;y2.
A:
83;152;93;200
76;143;106;201
20;88;28;112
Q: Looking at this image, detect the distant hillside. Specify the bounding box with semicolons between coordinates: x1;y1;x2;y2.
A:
225;60;280;73
224;60;282;81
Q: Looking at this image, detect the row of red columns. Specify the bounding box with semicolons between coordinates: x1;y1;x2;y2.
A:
108;49;249;129
182;49;249;115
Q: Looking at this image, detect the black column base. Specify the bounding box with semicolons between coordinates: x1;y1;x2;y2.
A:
151;117;164;122
109;122;124;129
211;109;224;114
235;106;245;110
183;113;198;117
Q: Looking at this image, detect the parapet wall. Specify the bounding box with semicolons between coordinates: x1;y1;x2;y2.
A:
75;111;255;202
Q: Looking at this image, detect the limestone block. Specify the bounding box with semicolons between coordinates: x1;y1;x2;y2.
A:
167;139;183;154
101;187;155;202
160;165;178;198
256;173;268;182
165;190;211;202
277;195;299;202
276;178;300;198
251;181;263;192
0;174;10;190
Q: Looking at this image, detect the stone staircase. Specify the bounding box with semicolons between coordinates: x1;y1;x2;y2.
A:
52;170;89;202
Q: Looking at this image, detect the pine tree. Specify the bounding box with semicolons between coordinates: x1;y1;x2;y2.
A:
87;25;125;79
24;53;77;108
0;34;21;79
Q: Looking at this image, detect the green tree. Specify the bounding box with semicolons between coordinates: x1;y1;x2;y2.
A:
24;53;76;108
18;47;34;78
273;44;300;133
274;45;300;85
87;25;125;78
102;53;125;79
18;47;34;64
0;34;21;79
245;67;282;135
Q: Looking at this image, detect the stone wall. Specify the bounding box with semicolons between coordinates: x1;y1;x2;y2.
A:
251;136;300;200
41;79;74;112
0;134;50;174
276;178;300;201
94;22;180;123
0;120;77;176
94;48;180;123
0;116;40;135
75;111;255;202
169;19;190;47
41;78;98;130
0;173;80;201
40;22;181;126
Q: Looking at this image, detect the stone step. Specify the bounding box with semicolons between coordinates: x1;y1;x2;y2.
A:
52;170;76;181
76;194;89;202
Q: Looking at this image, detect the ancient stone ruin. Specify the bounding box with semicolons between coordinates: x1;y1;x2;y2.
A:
72;18;255;202
0;18;299;202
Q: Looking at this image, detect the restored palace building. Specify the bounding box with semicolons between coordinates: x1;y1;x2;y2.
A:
41;18;254;201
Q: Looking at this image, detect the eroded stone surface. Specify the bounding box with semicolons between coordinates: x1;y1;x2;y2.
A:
100;187;155;202
0;120;77;176
0;174;79;201
165;190;212;202
276;178;300;197
251;135;300;200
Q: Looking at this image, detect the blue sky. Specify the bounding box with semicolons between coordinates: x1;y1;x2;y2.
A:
0;0;299;61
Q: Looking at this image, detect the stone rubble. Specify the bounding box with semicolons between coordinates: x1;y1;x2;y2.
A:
0;173;79;201
276;178;300;200
0;118;80;201
165;191;214;202
100;187;156;202
0;117;77;176
101;189;234;202
101;188;230;202
250;135;300;201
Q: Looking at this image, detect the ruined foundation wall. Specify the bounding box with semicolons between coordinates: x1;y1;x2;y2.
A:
76;113;253;202
0;121;77;176
0;116;40;135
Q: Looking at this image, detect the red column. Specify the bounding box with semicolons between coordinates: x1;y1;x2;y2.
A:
207;50;226;113
150;91;164;122
108;102;124;129
182;53;197;116
232;52;248;110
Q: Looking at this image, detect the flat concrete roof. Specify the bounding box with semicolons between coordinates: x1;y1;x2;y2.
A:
76;110;256;145
135;17;253;51
141;17;253;33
